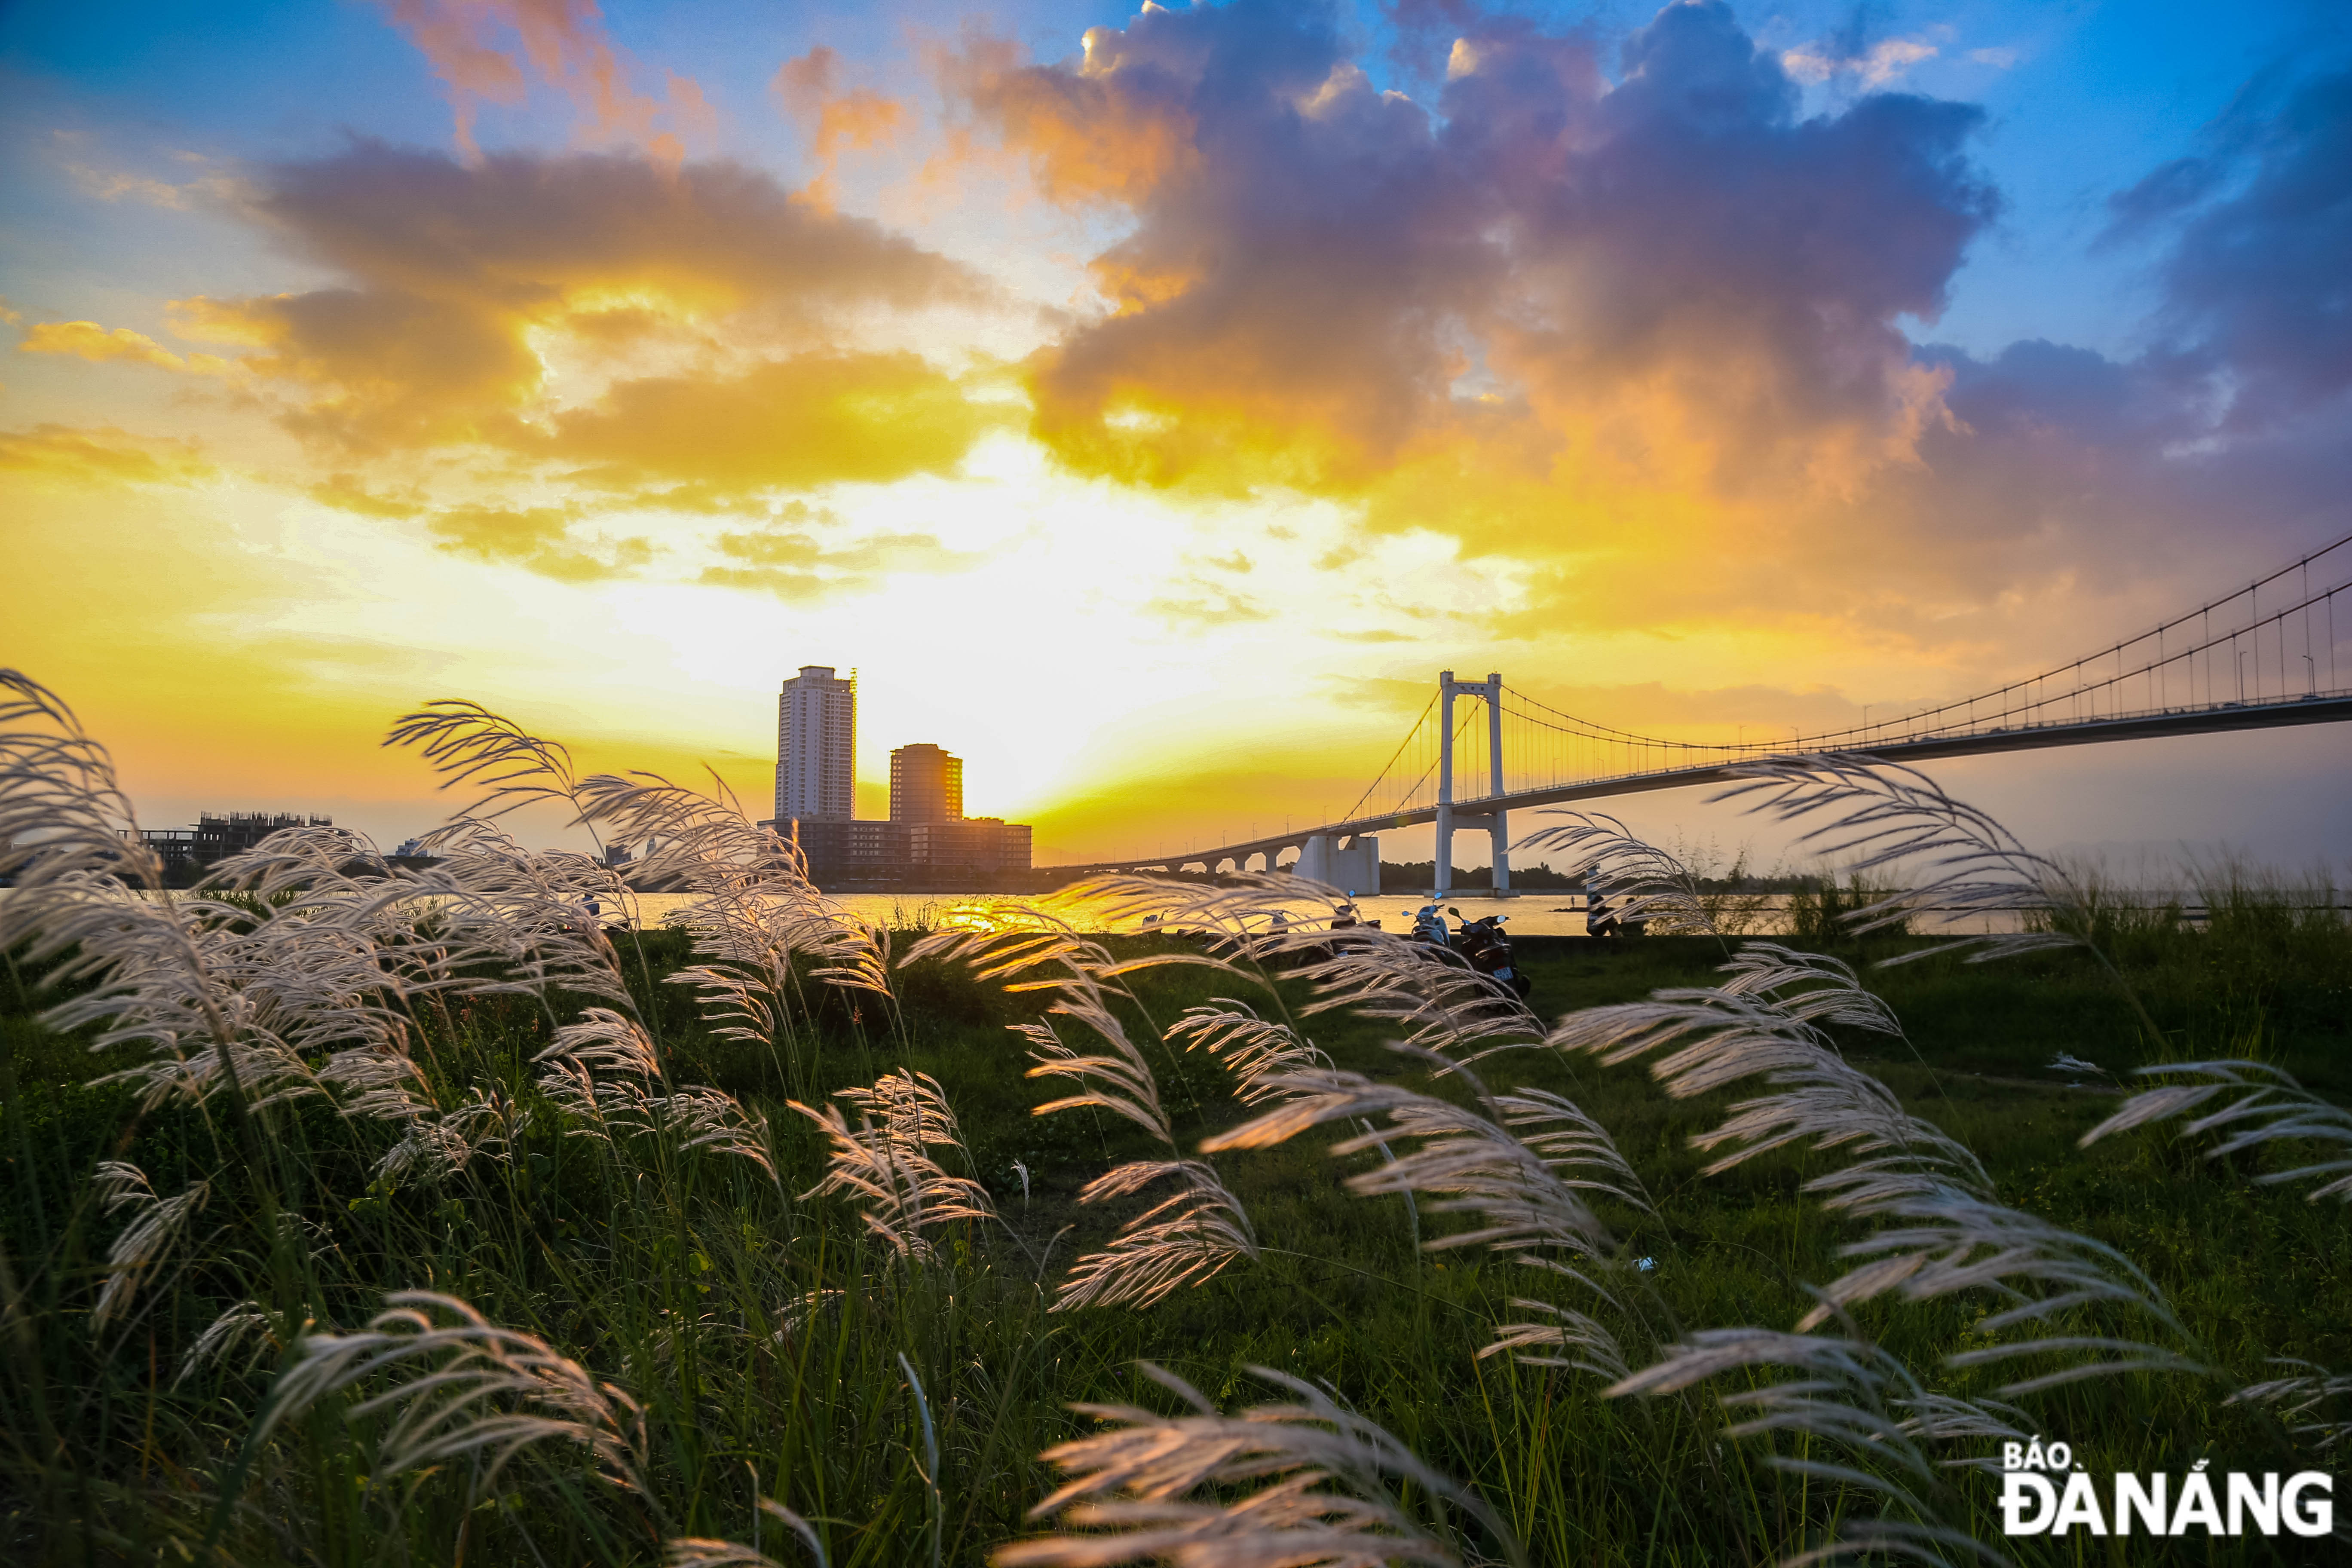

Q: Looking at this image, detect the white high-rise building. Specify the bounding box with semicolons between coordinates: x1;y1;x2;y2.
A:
775;665;856;822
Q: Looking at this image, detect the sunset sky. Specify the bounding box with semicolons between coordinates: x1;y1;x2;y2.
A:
4;0;2347;869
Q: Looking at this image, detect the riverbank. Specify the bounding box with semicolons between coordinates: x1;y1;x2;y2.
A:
5;882;2348;1563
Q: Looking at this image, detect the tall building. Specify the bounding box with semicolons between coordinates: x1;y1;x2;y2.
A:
889;744;963;824
775;665;856;823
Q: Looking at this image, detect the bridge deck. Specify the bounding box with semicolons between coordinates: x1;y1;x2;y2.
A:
1060;692;2352;876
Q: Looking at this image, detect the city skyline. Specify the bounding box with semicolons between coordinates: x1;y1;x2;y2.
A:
4;0;2347;868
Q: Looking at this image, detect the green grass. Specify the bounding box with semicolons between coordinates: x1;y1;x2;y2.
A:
3;898;2349;1566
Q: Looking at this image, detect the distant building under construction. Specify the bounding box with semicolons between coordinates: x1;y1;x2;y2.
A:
139;812;334;876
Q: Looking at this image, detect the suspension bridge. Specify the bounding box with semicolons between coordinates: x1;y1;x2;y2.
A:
1068;530;2352;896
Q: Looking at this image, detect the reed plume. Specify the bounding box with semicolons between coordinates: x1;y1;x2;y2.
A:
1164;1001;1331;1102
1710;755;2089;965
89;1161;211;1329
1609;1329;2017;1567
1547;939;2191;1386
2078;1059;2352;1448
1283;934;1543;1059
3;674;430;1117
0;669;159;891
995;1362;1521;1568
394;700;894;1028
2228;1360;2352;1451
255;1290;649;1502
793;1072;997;1259
1022;1006;1260;1310
906;896;1268;1310
1071;870;1350;948
2081;1059;2352;1202
173;1298;273;1388
537;1004;777;1179
1074;870;1541;1055
666;1498;829;1567
1476;1298;1634;1381
1053;1160;1258;1311
1515;812;1719;935
374;1082;532;1183
1206;1063;1644;1348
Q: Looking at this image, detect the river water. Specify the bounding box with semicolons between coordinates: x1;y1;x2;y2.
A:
610;888;1647;936
612;889;2021;939
7;885;2021;938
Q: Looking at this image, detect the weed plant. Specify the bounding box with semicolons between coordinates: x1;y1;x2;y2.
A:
3;678;2348;1565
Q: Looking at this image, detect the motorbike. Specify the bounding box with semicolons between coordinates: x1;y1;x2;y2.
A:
1402;903;1450;946
1449;909;1533;1000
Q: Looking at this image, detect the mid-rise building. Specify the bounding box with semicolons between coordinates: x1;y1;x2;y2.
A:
775;665;855;823
889;744;963;824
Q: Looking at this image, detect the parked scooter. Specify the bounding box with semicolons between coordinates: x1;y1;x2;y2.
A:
1402;903;1450;946
1449;908;1532;1000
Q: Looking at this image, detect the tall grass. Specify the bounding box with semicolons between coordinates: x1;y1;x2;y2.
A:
3;674;2348;1564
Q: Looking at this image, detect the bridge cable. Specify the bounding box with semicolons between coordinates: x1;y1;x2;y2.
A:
1338;690;1436;826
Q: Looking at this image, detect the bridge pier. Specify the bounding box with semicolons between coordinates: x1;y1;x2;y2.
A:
1296;832;1380;894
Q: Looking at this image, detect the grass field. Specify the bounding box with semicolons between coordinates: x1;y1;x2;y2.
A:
3;686;2349;1566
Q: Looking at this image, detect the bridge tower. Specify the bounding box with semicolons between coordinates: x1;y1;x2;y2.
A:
1434;671;1511;898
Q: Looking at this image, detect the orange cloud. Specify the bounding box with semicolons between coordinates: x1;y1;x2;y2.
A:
0;424;215;487
698;523;981;601
184;286;542;452
944;0;2066;629
307;472;428;518
937;27;1200;211
377;0;711;163
17;319;233;374
774;46;912;206
532;351;1004;493
425;502;656;580
183;142;986;473
165;296;288;347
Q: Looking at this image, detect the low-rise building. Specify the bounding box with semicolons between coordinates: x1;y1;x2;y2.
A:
763;814;1032;885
